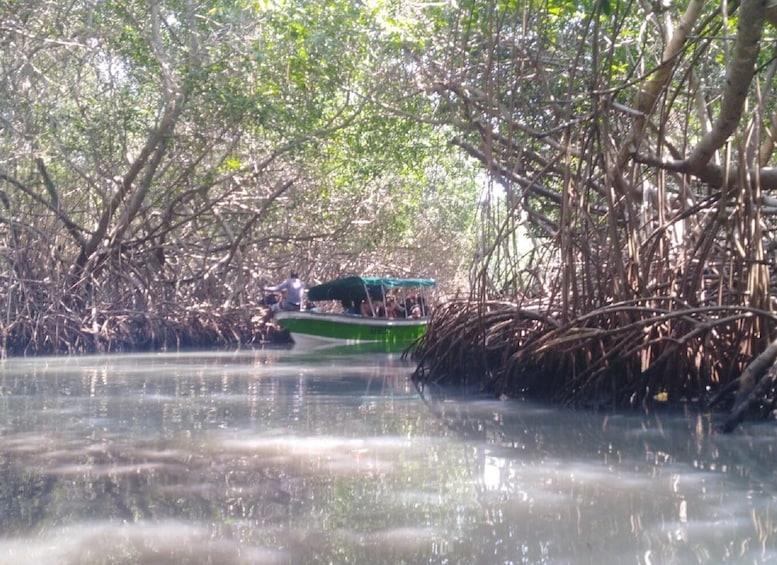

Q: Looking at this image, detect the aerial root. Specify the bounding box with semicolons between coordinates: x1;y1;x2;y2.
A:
411;297;776;415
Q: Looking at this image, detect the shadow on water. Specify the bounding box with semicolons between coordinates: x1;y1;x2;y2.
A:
0;350;436;564
0;350;776;564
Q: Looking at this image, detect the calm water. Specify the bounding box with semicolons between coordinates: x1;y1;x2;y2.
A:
0;350;776;564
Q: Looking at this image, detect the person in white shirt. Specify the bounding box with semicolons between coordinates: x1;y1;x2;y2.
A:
262;271;304;324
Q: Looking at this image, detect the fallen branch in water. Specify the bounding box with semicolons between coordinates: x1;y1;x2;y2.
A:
722;359;777;433
720;337;777;433
732;337;777;409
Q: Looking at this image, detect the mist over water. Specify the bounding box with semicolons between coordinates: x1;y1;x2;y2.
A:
0;350;775;564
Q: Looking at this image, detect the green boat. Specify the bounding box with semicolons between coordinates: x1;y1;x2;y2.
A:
274;276;436;351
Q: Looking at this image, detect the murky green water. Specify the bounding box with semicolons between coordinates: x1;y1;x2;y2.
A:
0;349;775;564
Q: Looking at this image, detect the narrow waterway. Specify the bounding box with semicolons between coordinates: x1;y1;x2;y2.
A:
0;349;775;564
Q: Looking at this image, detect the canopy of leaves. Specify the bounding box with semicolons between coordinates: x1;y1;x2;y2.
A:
0;0;480;353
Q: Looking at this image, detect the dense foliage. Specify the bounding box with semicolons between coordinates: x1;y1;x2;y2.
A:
407;0;777;425
0;0;479;354
5;0;777;426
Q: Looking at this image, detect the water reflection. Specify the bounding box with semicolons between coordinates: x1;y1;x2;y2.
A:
0;351;776;563
419;387;777;564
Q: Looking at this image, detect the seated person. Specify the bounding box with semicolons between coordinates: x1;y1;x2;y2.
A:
262;271;304;324
341;299;359;314
384;295;405;319
264;272;304;311
359;299;373;317
413;295;429;317
404;294;416;314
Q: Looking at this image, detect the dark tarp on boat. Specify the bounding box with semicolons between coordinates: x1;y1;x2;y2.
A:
307;276;436;302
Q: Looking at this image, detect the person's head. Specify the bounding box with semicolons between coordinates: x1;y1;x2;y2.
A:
290;271;298;279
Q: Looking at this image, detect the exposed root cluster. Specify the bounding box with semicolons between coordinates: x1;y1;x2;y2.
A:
410;298;777;429
0;306;290;357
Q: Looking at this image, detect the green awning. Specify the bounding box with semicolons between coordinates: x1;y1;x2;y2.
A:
307;276;435;302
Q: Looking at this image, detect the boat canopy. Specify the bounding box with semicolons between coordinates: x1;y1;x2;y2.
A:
307;276;436;302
